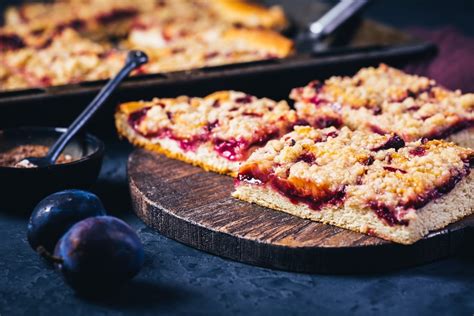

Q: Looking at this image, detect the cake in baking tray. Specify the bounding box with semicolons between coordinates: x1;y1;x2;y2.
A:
0;0;292;91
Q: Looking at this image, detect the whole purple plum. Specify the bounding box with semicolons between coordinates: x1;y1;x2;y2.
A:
54;216;144;292
27;190;106;253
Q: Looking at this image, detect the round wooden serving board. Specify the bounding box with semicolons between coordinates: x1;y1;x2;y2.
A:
128;149;473;273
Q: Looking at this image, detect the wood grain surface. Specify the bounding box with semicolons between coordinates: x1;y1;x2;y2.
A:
128;148;473;273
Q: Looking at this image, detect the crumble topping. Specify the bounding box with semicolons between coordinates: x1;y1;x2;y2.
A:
1;29;126;89
237;126;473;226
124;2;292;74
290;64;474;142
127;26;292;75
125;91;297;161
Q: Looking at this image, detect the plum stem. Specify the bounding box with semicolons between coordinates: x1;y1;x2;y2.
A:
36;246;64;264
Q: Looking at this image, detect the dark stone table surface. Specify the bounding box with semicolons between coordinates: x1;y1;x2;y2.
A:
1;141;473;316
1;1;473;315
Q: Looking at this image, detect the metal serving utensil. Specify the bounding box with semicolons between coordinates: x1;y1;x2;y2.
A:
295;0;371;54
19;50;148;168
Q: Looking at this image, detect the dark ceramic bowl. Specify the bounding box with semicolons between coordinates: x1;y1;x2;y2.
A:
0;127;104;213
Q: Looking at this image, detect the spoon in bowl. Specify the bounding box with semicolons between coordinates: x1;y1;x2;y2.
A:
18;50;148;168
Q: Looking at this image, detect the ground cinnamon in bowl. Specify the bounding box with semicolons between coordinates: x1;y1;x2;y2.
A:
0;145;73;168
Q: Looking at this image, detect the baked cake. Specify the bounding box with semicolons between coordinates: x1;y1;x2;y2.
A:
115;91;297;176
3;0;154;43
1;29;126;90
123;0;291;73
290;64;474;148
126;26;292;74
1;0;291;91
233;126;473;244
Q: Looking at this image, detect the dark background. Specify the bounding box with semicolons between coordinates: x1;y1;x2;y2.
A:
1;1;473;315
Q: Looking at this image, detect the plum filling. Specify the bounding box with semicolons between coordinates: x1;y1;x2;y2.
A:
236;166;271;185
235;95;254;104
308;81;324;92
362;156;375;166
206;121;219;132
128;106;282;159
406;105;420;112
242;112;263;117
57;19;85;32
372;106;383;115
299;83;325;106
297;153;316;164
383;166;407;174
174;133;209;151
392;85;435;103
369;166;470;226
215;128;281;161
465;155;474;168
325;130;339;138
214;138;248;161
372;134;405;151
404;167;470;210
292;119;310;127
128;107;151;129
369;125;387;135
0;34;25;50
204;51;219;60
409;146;426;156
97;8;138;24
69;19;85;30
270;178;346;211
425;119;474;140
238;159;470;223
368;201;409;226
309;96;323;106
128;107;212;151
136;126;210;152
237;165;346;211
311;116;342;129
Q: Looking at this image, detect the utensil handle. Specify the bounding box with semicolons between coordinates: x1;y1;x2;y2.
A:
308;0;370;40
46;50;148;163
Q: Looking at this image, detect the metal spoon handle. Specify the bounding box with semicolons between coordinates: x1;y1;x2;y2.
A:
46;50;148;164
308;0;370;41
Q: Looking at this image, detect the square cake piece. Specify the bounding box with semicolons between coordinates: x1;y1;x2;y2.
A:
233;126;473;244
115;91;297;176
290;64;474;148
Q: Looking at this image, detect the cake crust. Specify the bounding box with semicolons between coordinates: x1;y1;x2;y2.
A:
233;172;473;245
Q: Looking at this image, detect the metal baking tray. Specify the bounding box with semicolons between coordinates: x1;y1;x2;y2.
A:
0;2;435;132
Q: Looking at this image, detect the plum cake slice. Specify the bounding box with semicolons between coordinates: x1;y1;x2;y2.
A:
233;126;473;244
115;91;297;176
290;64;474;148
